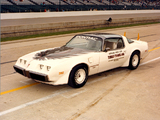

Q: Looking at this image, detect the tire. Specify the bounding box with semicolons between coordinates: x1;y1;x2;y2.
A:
128;51;140;70
68;65;88;88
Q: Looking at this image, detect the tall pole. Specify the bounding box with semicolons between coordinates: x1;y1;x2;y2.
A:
109;0;110;10
59;0;61;11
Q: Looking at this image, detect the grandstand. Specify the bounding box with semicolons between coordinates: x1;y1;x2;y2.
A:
1;0;160;13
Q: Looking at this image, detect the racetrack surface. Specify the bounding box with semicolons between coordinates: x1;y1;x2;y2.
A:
1;24;160;120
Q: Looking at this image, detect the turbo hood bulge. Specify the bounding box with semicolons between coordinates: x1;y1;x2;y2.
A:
33;46;93;60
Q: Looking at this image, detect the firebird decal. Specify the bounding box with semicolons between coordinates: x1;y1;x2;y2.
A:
34;46;92;60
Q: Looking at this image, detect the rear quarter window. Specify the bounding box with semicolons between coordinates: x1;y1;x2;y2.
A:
127;38;134;44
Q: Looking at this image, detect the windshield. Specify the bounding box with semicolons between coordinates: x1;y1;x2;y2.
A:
65;35;102;51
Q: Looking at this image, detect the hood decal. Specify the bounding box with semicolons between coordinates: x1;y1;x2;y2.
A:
34;46;92;60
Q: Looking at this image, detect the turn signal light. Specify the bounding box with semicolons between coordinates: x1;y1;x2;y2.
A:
59;71;64;75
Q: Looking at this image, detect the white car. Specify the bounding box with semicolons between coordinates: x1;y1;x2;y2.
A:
14;33;148;88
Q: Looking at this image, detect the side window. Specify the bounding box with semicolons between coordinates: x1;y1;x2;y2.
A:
103;38;124;51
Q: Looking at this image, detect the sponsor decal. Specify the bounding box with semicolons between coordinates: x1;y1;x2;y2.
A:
108;50;125;62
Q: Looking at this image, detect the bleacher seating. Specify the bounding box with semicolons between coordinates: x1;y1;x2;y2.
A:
92;0;105;5
1;0;13;5
78;0;94;5
1;0;160;13
13;0;34;5
33;0;52;5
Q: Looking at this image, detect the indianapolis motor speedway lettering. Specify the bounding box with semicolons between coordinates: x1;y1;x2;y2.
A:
108;50;125;62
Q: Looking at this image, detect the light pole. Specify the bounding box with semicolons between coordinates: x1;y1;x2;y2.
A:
109;0;111;10
59;0;61;11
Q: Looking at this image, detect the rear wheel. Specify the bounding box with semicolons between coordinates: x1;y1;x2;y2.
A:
128;51;140;70
68;65;88;88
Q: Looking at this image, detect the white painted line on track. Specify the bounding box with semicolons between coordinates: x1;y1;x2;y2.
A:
0;56;160;116
0;88;71;116
20;79;32;85
87;77;106;85
61;89;87;99
140;57;160;66
87;69;128;85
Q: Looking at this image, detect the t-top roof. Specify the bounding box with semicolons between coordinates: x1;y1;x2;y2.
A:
77;33;122;39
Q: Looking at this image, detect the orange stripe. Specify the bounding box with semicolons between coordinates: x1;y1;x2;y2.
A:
148;47;160;52
1;82;40;95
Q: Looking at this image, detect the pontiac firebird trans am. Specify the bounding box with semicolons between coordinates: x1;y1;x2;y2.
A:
14;33;148;88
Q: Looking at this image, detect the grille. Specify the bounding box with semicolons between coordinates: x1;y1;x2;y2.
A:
13;65;25;76
29;72;48;81
13;65;48;81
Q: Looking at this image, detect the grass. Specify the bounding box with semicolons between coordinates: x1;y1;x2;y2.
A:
1;22;160;42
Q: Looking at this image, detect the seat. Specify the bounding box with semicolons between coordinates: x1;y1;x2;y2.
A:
105;41;117;50
117;41;123;48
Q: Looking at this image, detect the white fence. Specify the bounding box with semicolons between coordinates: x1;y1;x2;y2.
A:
1;10;160;20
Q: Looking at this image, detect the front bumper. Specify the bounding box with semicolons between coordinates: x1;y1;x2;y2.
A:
13;65;49;82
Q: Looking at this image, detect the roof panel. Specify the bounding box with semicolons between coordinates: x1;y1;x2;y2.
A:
78;33;122;39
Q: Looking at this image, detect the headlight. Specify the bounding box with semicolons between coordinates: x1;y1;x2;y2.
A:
40;64;44;69
39;65;51;71
47;66;51;71
20;59;22;63
24;60;27;65
19;59;27;65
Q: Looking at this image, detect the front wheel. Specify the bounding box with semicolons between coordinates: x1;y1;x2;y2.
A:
128;51;140;70
68;65;88;88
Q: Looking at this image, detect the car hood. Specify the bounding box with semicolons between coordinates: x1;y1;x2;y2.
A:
33;46;93;60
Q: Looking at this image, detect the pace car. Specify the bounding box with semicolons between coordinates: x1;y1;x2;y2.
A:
14;33;148;88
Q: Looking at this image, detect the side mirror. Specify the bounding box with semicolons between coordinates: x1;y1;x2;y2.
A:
104;47;111;52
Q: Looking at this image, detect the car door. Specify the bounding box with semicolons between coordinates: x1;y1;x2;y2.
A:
98;37;127;73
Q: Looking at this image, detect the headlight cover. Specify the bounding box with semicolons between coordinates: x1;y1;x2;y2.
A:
19;59;27;65
39;64;51;71
47;66;51;71
40;64;44;69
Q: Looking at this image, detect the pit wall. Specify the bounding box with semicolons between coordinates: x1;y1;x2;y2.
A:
1;11;160;38
2;10;160;20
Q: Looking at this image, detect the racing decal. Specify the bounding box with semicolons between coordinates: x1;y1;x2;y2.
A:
108;50;125;62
